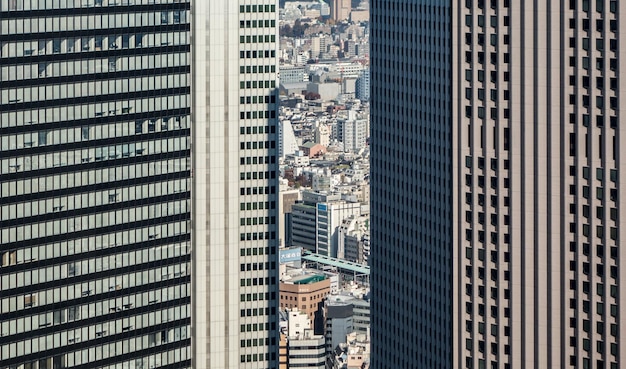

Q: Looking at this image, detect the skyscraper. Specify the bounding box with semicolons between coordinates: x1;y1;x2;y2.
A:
371;1;624;368
1;2;193;368
0;1;278;369
192;1;279;368
330;0;351;22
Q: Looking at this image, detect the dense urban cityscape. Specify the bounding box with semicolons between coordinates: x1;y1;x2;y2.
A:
0;0;623;369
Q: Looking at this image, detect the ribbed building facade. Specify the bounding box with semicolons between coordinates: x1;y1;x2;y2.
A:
370;1;453;367
371;0;624;368
0;1;279;369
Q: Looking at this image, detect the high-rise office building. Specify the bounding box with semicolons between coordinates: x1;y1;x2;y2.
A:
0;1;278;369
192;1;279;368
370;1;452;367
371;1;624;368
0;2;193;368
330;0;351;22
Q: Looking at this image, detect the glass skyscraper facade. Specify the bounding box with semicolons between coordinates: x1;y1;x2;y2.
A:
1;1;192;368
371;0;624;368
370;1;452;368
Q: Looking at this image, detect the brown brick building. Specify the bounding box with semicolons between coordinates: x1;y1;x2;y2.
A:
280;274;331;327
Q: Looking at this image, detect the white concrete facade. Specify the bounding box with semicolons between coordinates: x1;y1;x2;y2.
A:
192;1;279;368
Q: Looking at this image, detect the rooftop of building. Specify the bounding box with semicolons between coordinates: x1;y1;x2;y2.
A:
291;273;327;284
281;266;333;284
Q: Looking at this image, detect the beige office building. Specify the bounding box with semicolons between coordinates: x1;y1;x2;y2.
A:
330;0;351;22
371;1;625;368
451;2;625;368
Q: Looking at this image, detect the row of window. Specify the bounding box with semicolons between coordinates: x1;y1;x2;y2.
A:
569;93;618;111
0;115;188;152
1;51;189;83
239;201;275;211
240;109;277;120
1;0;189;11
569;76;619;96
465;320;510;338
1;157;188;199
464;14;510;28
0;261;189;314
570;37;618;53
464;68;510;84
3;305;189;353
569;17;618;34
1;73;188;106
1;137;188;175
569;203;618;220
569;316;619;335
465;246;511;264
239;247;272;257
569;55;618;72
239;4;276;13
239;94;276;104
239;216;277;226
0;199;189;244
568;0;618;13
240;231;277;242
0;95;190;129
89;347;190;369
0;284;187;338
240;34;276;44
240;293;272;307
465;0;511;9
465;32;510;47
0;11;188;35
240;51;276;62
465;156;510;171
569;242;619;263
569;297;617;317
2;178;187;221
569;222;619;240
241;352;276;363
239;19;276;29
0;223;189;267
0;30;189;59
240;336;272;347
239;156;276;167
1;244;188;292
1;325;190;366
239;139;276;150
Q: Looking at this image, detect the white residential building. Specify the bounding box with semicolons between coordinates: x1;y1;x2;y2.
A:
340;118;369;153
287;330;326;369
288;308;312;337
281;120;300;158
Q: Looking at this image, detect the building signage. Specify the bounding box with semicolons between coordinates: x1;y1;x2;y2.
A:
279;248;302;264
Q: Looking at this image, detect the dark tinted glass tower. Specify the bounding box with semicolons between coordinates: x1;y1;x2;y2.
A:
370;1;452;368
